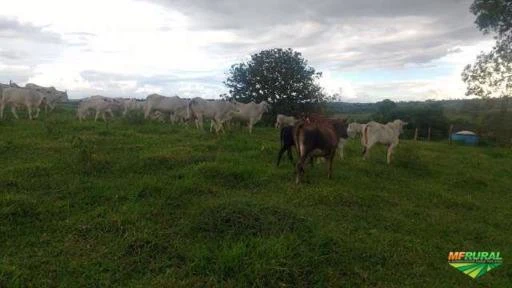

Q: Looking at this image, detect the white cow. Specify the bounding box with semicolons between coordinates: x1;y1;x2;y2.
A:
188;97;237;134
25;83;68;112
0;82;21;102
1;87;47;120
275;114;296;129
143;94;189;122
170;105;190;124
77;96;122;122
347;122;364;138
121;99;145;116
361;120;408;164
231;101;270;133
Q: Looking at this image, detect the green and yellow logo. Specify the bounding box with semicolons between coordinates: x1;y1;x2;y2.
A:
448;251;503;279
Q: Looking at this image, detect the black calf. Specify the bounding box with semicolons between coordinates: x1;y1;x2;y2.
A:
277;125;295;166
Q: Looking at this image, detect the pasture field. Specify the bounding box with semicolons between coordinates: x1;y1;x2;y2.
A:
1;109;511;287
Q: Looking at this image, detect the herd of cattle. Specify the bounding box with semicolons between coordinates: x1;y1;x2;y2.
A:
0;82;407;183
276;115;407;183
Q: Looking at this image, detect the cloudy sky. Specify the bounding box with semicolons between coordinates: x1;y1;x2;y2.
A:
0;0;494;102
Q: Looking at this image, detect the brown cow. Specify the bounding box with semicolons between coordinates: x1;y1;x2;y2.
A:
294;116;347;184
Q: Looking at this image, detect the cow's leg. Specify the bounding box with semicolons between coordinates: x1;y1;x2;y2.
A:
277;146;287;166
197;115;204;130
338;139;346;160
387;144;395;164
11;106;19;120
94;110;100;121
297;150;315;184
295;146;308;184
27;106;33;120
219;120;226;133
214;119;225;134
287;147;294;164
327;151;336;179
363;143;373;160
295;156;306;184
0;103;4;120
248;119;253;134
102;111;107;122
34;107;41;118
144;106;151;119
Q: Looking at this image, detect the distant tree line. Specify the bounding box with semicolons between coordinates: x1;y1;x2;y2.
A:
223;45;511;145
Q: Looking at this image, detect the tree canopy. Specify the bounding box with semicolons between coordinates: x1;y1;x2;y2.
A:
462;0;512;98
224;48;326;115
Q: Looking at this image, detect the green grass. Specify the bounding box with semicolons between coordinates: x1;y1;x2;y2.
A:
1;109;511;287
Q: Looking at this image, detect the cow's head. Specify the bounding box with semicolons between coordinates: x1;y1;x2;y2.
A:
260;101;270;112
347;122;361;138
395;119;408;133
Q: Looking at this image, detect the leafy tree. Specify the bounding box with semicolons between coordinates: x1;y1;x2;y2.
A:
462;0;512;145
462;0;512;99
224;48;326;116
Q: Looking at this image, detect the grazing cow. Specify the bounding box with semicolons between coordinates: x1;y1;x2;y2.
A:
232;101;270;133
1;87;47;120
25;83;68;112
121;99;145;116
275;114;296;129
170;104;190;124
77;96;122;122
188;97;237;133
294;117;347;184
143;94;189;122
347;122;366;138
361;120;407;164
305;114;349;160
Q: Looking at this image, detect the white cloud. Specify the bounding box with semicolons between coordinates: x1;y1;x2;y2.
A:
0;0;496;101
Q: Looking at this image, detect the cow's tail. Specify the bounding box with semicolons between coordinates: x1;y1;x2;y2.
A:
294;120;306;157
363;125;369;146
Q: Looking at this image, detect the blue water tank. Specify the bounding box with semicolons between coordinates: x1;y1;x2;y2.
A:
451;130;479;146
